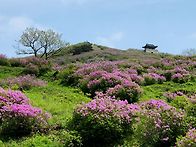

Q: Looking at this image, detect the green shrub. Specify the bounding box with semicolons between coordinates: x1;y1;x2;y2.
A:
0;54;10;66
23;63;40;76
57;130;82;147
69;42;93;55
170;96;190;110
58;64;79;86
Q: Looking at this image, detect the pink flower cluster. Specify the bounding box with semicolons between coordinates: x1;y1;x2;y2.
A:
138;99;185;145
0;87;29;104
81;69;142;102
75;61;120;76
2;104;42;117
76;96;140;123
0;88;50;136
140;99;172;110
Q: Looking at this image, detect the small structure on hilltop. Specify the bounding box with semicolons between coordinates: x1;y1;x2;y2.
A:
143;44;158;53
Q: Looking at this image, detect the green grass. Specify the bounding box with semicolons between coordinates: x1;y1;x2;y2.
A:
141;81;196;101
0;66;24;79
25;82;90;125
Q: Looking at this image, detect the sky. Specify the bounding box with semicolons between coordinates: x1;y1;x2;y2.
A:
0;0;196;57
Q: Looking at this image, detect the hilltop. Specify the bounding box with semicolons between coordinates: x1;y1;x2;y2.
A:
51;42;170;64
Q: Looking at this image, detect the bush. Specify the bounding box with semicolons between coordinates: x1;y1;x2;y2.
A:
143;73;166;85
170;96;190;110
20;57;51;76
0;75;47;90
136;99;186;147
58;64;79;86
69;95;139;146
9;58;27;67
106;82;142;103
176;128;196;147
69;42;93;55
171;73;190;83
23;63;40;76
0;54;10;66
0;88;51;138
0;104;50;137
56;130;82;147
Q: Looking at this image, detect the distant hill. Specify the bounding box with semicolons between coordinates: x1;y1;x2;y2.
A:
51;42;172;64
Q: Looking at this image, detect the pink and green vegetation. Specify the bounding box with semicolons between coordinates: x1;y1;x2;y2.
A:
0;87;50;137
70;93;140;146
176;128;196;147
0;74;47;90
135;99;186;147
0;50;195;146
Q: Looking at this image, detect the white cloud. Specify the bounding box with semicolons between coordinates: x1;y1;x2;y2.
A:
96;32;124;47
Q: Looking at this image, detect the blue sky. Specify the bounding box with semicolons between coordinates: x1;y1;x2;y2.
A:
0;0;196;57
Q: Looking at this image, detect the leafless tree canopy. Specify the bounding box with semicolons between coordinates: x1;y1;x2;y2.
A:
16;27;68;59
182;48;196;56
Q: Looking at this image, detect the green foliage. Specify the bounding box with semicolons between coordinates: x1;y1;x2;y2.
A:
0;59;10;66
58;64;79;86
170;96;190;110
55;130;82;147
69;42;93;55
23;63;40;76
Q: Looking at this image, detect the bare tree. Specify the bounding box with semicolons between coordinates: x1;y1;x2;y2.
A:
182;48;196;56
17;27;42;57
16;27;67;59
39;29;67;59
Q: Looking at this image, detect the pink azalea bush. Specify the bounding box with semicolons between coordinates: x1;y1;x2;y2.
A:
0;75;47;90
163;66;191;83
0;88;50;137
136;99;186;147
176;128;196;147
171;73;190;83
80;70;142;102
143;73;166;85
70;94;140;146
106;82;142;103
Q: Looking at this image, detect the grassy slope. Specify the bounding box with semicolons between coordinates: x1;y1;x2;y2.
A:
52;43;166;64
0;47;195;146
0;66;90;146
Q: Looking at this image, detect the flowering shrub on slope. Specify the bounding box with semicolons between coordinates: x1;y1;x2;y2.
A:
106;82;142;103
136;99;185;147
143;73;166;85
176;128;196;147
0;75;47;90
70;94;139;146
80;70;142;102
0;88;50;137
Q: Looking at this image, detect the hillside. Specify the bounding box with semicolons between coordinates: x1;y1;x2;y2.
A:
0;44;195;146
51;42;168;64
